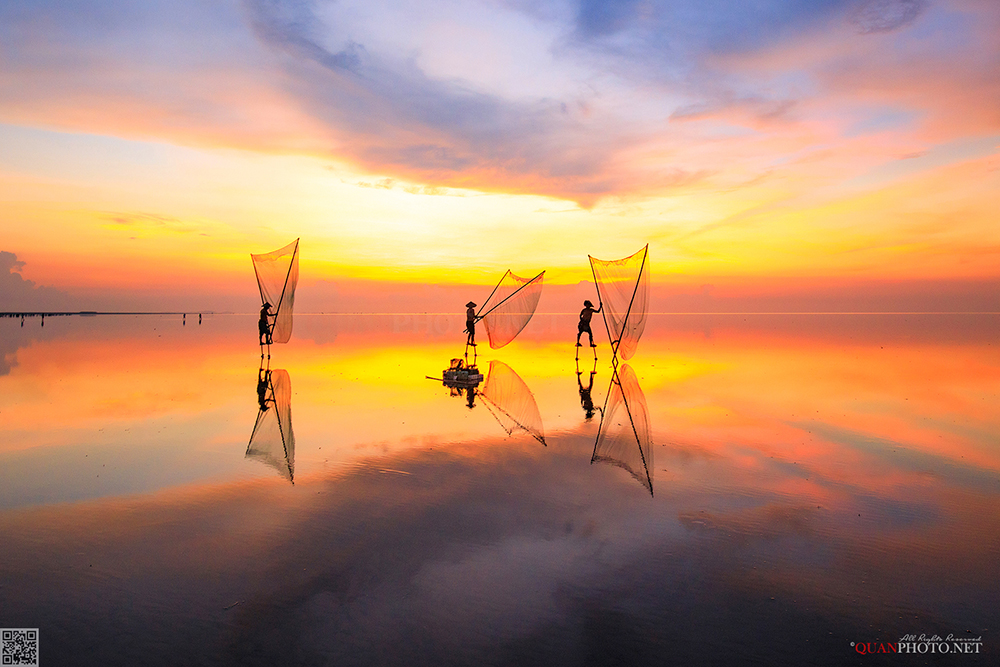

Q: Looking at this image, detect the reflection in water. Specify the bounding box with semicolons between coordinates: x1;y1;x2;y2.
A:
576;353;598;420
477;360;546;446
1;314;999;664
246;364;295;483
436;356;484;407
592;363;653;495
435;357;546;445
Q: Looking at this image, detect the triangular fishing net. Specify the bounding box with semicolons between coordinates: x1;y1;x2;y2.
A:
592;364;652;494
479;270;544;349
589;245;648;360
247;369;295;482
480;360;546;445
251;239;299;344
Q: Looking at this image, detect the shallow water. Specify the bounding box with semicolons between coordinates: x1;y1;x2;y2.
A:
1;313;997;665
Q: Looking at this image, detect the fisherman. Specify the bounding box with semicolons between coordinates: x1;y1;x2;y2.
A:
576;299;602;347
259;302;273;345
257;366;271;411
465;301;480;347
577;363;597;420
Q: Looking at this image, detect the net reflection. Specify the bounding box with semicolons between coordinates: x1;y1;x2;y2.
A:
437;359;546;446
246;364;295;483
592;363;653;495
479;360;546;446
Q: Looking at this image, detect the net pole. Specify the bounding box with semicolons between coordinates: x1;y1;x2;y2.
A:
481;393;545;445
479;395;513;436
247;409;267;450
590;365;618;463
589;257;618;359
272;375;291;482
246;371;273;452
617;244;648;359
618;372;653;496
477;270;544;319
271;238;299;337
480;361;546;446
251;258;268;306
476;270;508;319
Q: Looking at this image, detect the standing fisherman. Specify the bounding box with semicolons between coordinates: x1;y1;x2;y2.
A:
465;301;480;347
259;302;273;346
576;299;602;347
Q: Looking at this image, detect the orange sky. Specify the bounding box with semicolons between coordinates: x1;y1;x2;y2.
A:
1;0;998;312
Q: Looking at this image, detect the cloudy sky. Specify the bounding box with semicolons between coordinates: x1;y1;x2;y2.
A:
1;0;998;310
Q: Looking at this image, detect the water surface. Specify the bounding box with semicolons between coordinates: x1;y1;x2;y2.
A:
1;313;997;665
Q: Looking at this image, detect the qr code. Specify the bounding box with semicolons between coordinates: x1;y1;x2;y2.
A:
1;629;38;666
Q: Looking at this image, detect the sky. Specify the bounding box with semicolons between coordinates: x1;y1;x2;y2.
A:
1;0;998;312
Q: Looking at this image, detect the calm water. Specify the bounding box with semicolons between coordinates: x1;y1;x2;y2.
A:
1;313;997;665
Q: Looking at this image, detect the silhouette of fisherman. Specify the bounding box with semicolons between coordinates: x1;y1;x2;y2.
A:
577;362;597;420
465;301;481;347
257;366;272;411
259;302;273;345
576;299;602;347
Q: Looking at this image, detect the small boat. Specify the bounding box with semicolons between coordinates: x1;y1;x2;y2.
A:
440;358;484;387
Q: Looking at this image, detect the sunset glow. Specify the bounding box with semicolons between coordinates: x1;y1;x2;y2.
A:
2;0;998;312
4;6;1000;661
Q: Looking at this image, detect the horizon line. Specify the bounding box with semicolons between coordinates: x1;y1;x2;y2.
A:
5;311;1000;317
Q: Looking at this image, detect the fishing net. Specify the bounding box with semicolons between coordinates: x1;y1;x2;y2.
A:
592;364;652;494
251;238;299;344
589;245;648;360
480;360;546;445
247;369;295;482
479;270;544;349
